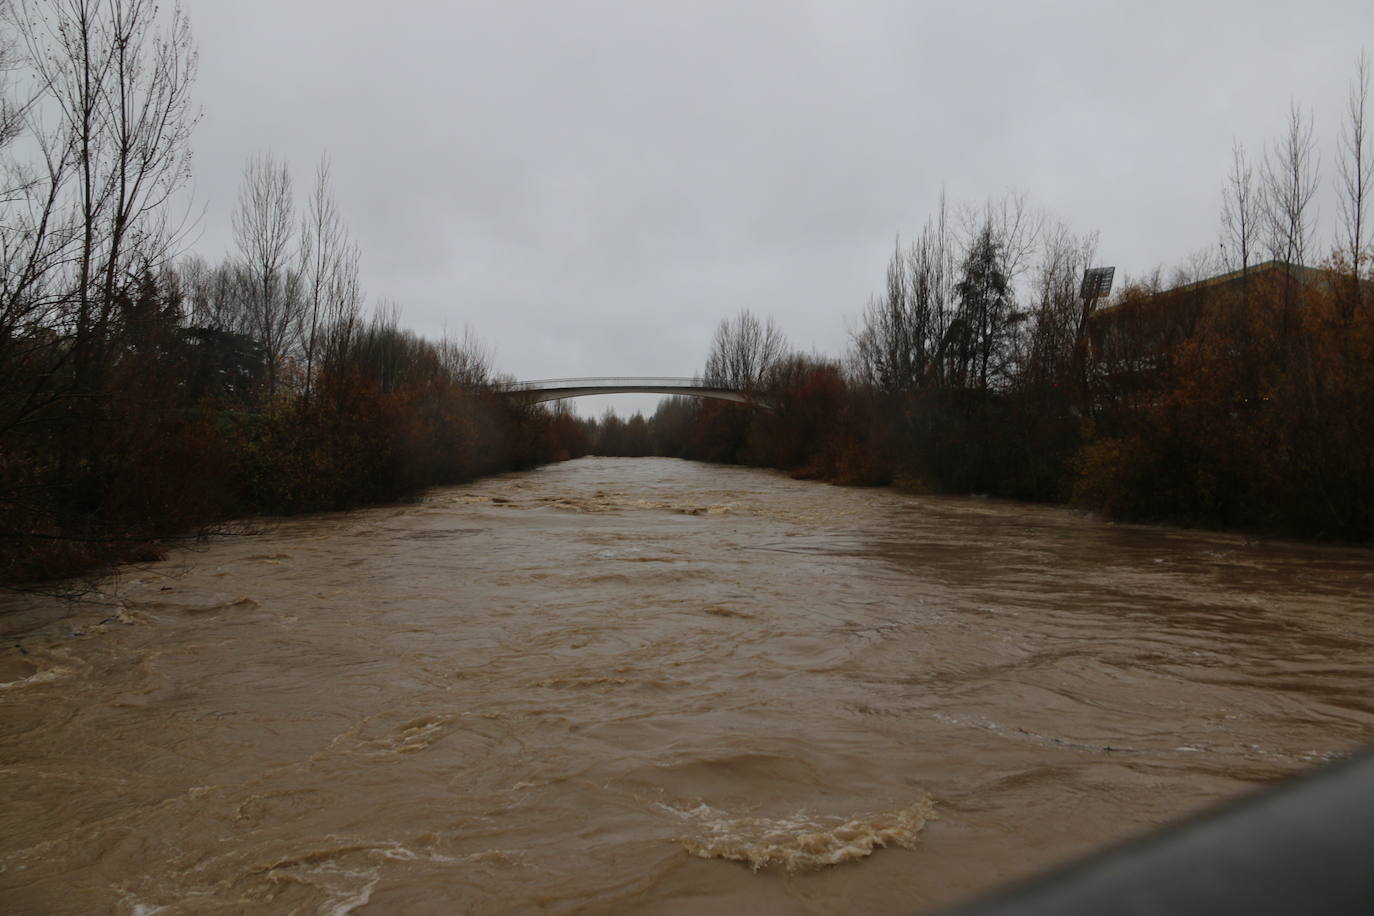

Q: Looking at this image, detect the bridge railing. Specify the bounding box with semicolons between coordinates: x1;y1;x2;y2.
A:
502;376;766;407
507;377;724;391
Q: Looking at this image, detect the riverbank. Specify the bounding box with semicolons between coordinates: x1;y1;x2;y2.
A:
2;385;592;589
618;371;1374;547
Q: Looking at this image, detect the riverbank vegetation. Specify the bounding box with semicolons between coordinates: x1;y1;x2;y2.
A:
610;256;1371;541
590;62;1374;542
0;2;589;585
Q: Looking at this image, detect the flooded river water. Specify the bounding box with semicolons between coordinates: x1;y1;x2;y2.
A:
3;456;1374;914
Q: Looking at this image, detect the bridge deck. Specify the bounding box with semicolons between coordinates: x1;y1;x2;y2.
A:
506;377;752;405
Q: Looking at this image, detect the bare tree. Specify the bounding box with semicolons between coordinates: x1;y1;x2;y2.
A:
851;236;917;394
232;151;299;398
437;326;493;391
923;190;957;386
981;191;1043;281
850;207;956;395
1170;245;1224;288
0;9;29;149
952;193;1042;390
1337;51;1372;310
1221;141;1262;277
1023;222;1098;394
0;0;196;445
1261;101;1320;269
297;154;360;400
703;308;787;390
14;0;198;387
853;191;1042;395
91;0;198;300
177;253;245;332
0;3;71;366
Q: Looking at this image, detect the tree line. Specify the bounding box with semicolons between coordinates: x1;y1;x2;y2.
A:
589;57;1374;541
0;1;588;584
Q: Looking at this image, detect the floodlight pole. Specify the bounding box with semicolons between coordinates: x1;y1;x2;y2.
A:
1076;267;1115;420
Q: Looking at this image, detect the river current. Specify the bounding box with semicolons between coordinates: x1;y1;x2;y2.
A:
3;457;1373;914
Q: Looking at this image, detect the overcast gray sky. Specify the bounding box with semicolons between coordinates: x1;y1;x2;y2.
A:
177;0;1372;416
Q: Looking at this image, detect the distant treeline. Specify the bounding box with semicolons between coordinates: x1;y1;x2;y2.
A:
586;61;1374;542
0;2;589;584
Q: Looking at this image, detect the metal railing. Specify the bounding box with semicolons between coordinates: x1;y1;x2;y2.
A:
507;377;729;391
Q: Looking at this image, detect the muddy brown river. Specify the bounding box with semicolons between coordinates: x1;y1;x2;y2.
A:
3;457;1373;914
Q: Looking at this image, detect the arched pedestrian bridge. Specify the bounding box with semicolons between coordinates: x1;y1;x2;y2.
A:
504;377;754;405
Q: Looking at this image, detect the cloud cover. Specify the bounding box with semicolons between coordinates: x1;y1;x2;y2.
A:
175;0;1373;414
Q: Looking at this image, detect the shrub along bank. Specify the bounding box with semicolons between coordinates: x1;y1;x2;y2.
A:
593;265;1373;543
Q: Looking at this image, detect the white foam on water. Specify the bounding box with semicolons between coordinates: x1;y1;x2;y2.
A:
661;796;936;872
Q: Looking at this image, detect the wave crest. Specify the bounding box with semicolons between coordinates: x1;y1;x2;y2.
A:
665;796;936;872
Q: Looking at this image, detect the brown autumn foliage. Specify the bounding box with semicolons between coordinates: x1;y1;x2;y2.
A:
1;271;589;586
1077;263;1374;537
603;255;1371;542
